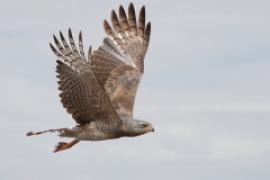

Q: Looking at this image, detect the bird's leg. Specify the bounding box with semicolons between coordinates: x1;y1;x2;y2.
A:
26;128;67;136
53;139;80;153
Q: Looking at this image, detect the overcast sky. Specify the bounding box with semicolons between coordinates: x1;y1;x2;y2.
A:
1;0;270;179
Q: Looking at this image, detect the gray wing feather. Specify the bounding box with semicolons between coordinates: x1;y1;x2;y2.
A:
50;30;121;125
137;6;145;37
91;3;151;118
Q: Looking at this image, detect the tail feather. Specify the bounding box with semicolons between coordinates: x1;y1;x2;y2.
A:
26;128;67;136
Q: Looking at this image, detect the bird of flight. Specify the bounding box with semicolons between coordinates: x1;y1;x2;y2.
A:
27;3;154;153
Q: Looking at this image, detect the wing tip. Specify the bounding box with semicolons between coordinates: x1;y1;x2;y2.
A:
49;42;55;49
68;28;73;39
144;22;151;42
140;6;145;15
145;22;151;32
79;31;82;41
128;3;135;16
103;19;114;35
129;2;134;9
59;31;65;41
53;34;59;44
111;9;117;19
119;5;125;12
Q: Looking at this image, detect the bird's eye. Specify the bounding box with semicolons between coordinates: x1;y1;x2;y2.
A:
140;124;148;128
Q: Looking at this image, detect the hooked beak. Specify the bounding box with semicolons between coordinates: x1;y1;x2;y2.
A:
151;128;155;132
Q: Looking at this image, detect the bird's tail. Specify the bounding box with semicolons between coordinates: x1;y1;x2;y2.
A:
26;128;68;136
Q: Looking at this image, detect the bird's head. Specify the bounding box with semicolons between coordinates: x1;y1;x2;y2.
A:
125;119;154;136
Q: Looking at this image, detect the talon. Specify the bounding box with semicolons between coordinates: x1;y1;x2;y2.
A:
26;132;34;136
54;142;69;153
53;140;79;153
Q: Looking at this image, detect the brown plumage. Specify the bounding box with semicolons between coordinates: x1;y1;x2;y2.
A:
27;3;153;153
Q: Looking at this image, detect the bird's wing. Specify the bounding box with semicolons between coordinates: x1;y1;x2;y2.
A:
50;29;121;125
91;3;151;118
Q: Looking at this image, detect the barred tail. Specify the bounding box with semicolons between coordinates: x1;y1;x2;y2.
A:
26;128;67;136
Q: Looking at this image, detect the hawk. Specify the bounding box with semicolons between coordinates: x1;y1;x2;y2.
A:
27;3;154;153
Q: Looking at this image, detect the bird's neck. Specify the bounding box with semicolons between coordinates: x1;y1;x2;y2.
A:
119;118;143;137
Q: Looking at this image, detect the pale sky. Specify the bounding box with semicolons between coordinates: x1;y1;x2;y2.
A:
1;0;270;180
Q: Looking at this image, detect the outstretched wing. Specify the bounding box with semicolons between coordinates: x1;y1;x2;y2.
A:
50;29;121;125
91;3;151;118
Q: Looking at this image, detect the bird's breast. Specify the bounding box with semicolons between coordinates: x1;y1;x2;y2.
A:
75;122;123;141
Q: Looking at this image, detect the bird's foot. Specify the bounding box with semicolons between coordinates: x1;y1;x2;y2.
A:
53;140;79;153
54;142;70;153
